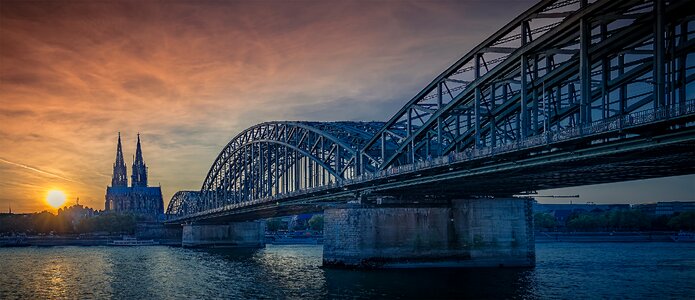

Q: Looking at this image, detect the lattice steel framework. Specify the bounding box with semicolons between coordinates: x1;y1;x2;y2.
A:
166;191;202;217
360;0;695;171
192;121;383;213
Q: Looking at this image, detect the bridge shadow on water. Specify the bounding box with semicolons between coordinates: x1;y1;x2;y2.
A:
192;245;536;299
322;267;535;299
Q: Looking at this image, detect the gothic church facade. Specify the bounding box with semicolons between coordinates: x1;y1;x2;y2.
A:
105;133;164;218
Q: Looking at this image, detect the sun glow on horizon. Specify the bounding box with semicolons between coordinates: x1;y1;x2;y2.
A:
46;190;67;208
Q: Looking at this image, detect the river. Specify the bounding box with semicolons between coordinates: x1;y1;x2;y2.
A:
1;242;693;299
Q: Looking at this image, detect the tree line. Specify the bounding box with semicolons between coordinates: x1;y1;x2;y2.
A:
266;215;324;232
535;210;695;231
0;212;141;235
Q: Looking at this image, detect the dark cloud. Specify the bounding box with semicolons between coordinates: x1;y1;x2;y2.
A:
0;108;36;118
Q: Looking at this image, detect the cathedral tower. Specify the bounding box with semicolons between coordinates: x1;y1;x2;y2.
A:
131;133;148;187
111;132;128;187
105;132;163;218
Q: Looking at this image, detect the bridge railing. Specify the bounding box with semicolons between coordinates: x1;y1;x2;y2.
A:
346;100;694;186
303;99;693;187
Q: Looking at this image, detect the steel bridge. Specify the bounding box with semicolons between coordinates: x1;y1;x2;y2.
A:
167;0;695;224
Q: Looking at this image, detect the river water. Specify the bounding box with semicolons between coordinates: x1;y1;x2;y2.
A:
1;242;693;299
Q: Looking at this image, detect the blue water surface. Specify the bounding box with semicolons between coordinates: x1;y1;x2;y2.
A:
1;242;693;299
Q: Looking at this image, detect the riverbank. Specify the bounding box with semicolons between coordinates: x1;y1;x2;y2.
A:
535;231;674;242
0;236;109;247
0;236;182;247
1;231;681;247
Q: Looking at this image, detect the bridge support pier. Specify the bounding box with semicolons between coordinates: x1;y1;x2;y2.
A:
181;221;265;248
322;197;534;268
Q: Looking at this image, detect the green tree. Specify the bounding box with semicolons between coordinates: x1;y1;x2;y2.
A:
292;222;307;231
534;213;557;230
308;215;324;231
667;211;695;231
607;210;650;231
567;213;607;231
266;218;283;232
651;214;672;230
76;213;137;234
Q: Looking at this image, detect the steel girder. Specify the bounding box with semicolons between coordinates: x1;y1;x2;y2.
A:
360;0;695;171
166;191;202;217
197;121;384;213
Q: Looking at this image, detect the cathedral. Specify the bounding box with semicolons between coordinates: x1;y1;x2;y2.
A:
105;133;164;219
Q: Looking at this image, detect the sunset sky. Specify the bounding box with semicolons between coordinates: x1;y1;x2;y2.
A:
1;0;693;213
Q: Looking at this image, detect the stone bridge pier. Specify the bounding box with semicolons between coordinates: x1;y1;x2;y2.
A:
182;221;265;248
322;197;535;268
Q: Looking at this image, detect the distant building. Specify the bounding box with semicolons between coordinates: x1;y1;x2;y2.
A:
105;133;164;219
58;201;96;228
633;201;695;217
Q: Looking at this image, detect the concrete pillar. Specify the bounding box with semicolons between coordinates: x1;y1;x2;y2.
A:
181;221;265;248
323;197;534;268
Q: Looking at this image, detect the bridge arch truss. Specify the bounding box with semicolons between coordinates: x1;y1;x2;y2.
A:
166;191;202;218
196;121;383;212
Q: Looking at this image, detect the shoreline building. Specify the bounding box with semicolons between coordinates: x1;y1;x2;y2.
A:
105;133;164;219
633;201;695;217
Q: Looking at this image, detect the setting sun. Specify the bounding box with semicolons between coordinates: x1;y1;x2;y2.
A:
46;190;67;208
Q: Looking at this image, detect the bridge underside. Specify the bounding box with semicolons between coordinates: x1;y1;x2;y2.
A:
373;126;695;197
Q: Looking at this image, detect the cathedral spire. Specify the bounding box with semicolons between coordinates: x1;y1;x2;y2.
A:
131;133;148;187
111;132;128;187
135;133;143;163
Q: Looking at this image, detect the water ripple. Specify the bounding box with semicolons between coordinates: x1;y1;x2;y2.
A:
0;242;693;299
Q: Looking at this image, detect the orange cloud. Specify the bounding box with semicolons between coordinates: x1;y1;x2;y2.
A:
2;0;691;212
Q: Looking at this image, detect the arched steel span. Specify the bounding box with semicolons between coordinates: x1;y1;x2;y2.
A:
195;121;384;212
166;191;202;217
360;0;695;171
